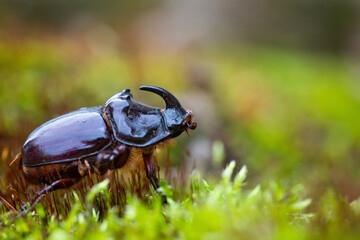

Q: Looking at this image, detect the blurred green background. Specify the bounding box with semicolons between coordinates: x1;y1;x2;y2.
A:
1;0;360;205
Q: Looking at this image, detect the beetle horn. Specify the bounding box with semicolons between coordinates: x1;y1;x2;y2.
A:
139;86;184;110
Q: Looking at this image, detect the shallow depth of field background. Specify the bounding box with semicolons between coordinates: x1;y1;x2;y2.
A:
1;0;360;238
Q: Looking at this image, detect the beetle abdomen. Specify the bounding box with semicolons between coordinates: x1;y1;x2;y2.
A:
22;161;82;185
22;107;112;167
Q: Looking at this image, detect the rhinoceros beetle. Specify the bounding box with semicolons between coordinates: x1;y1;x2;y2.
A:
14;86;196;210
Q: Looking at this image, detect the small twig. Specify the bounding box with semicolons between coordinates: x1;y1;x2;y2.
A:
0;195;18;214
9;153;21;167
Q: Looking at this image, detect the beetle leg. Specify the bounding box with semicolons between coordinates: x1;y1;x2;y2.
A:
21;178;80;212
96;144;128;174
143;153;167;204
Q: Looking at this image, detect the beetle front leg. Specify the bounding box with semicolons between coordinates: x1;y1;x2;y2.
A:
143;153;167;204
95;144;129;174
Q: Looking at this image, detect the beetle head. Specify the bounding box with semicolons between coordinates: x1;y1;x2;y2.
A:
139;86;197;137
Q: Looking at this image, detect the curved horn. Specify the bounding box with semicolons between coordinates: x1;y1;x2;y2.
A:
139;86;183;110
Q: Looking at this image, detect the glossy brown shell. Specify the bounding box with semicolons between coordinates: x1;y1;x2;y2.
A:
22;107;112;167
